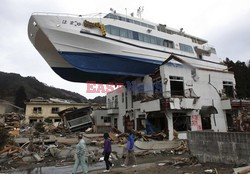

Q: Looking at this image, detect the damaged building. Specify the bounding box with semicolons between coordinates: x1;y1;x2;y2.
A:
24;97;91;124
106;55;241;139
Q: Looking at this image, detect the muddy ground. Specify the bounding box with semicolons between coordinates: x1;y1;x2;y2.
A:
7;153;234;174
90;153;234;174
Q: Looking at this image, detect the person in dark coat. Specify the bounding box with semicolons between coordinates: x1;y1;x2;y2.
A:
102;133;113;172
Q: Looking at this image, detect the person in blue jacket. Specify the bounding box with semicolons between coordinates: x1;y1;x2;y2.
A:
73;134;88;174
103;133;113;172
121;129;137;167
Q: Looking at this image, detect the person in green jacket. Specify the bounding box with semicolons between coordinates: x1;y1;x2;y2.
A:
73;134;88;174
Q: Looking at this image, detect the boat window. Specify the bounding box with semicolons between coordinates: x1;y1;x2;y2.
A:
151;37;157;44
105;25;111;33
105;25;174;49
148;24;155;29
179;43;194;53
163;40;174;48
120;28;128;38
144;35;151;43
138;33;144;41
111;26;120;36
156;38;163;46
119;16;126;21
104;13;155;29
141;22;148;27
104;13;117;19
134;20;141;25
133;31;139;40
128;30;133;39
127;18;134;23
210;47;216;54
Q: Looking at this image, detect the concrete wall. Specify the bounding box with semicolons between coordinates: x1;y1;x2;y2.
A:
92;109;110;126
188;131;250;165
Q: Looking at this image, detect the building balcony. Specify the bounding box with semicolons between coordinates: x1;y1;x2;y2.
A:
107;108;119;115
160;97;200;111
140;99;161;112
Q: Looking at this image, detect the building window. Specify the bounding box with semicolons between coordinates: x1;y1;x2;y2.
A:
122;93;124;103
33;107;42;114
170;76;184;96
179;43;194;53
173;113;191;131
125;92;128;109
51;107;59;114
54;118;61;122
104;117;111;123
201;117;211;130
114;118;118;129
223;81;234;98
115;95;118;108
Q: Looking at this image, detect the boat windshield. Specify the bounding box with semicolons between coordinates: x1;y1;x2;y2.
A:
104;13;155;29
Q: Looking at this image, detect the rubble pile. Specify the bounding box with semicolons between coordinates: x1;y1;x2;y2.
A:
236;111;250;132
1;112;24;128
0;110;194;173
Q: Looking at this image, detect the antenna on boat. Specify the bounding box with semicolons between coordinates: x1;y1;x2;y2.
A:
137;6;144;18
110;8;116;14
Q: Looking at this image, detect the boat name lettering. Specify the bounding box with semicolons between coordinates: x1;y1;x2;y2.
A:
70;21;81;26
62;20;67;24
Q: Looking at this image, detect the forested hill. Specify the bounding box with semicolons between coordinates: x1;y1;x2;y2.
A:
224;58;250;98
0;71;88;104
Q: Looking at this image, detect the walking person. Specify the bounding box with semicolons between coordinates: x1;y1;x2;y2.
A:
102;133;113;172
121;129;137;167
73;134;88;174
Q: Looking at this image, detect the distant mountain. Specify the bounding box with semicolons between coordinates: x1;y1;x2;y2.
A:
0;71;88;103
89;96;106;104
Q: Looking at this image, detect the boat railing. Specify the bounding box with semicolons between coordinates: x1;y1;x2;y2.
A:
32;12;107;19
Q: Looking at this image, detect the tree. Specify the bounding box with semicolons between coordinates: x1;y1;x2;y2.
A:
14;86;27;109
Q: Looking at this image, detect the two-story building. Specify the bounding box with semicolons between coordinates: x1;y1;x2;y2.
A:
106;55;236;140
25;97;90;124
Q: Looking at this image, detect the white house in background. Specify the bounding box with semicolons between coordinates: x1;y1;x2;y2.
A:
92;109;112;133
106;55;236;140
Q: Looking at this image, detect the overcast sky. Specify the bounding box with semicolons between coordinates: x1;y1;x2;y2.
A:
0;0;250;99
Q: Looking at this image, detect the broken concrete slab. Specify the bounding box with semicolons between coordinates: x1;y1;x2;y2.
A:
135;140;181;150
233;166;250;174
32;153;43;162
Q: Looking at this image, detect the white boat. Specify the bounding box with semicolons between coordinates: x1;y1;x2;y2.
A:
28;11;227;83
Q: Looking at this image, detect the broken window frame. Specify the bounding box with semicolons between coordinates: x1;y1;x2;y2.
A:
33;107;42;114
170;76;184;96
51;107;59;114
173;113;191;131
223;81;234;98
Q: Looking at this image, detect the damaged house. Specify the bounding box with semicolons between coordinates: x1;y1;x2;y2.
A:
25;97;90;124
106;55;238;139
